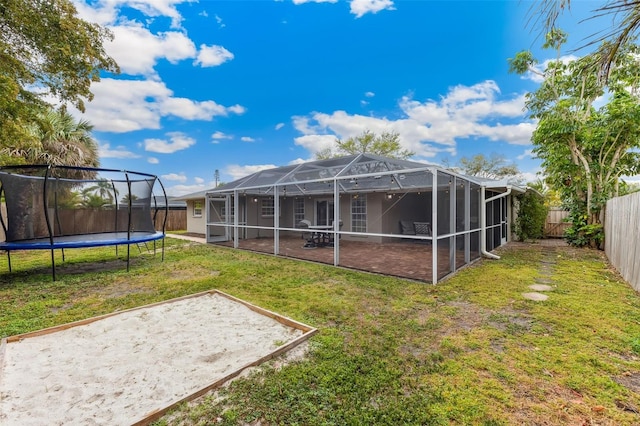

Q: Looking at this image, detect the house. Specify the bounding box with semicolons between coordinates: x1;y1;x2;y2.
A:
176;154;527;283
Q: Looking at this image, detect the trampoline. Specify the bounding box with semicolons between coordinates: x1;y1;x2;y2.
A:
0;165;167;280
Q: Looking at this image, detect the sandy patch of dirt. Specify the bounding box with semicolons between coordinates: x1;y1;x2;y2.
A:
0;292;314;425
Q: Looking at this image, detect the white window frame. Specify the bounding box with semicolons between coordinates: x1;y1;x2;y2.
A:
261;198;275;217
351;195;367;233
193;200;203;217
294;198;305;225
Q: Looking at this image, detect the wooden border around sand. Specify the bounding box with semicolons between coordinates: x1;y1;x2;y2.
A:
0;290;318;425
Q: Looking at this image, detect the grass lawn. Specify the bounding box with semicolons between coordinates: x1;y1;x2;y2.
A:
1;238;640;425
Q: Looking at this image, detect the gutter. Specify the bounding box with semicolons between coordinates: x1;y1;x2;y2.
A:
480;185;512;260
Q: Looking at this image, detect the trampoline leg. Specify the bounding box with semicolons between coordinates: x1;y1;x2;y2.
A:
127;244;131;272
7;251;11;273
50;249;56;281
61;248;65;262
161;238;165;262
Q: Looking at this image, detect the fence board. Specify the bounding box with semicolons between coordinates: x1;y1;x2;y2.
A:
605;192;640;292
155;210;186;231
0;205;186;242
544;208;571;238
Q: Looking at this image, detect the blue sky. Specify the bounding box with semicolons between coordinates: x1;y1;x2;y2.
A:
70;0;603;195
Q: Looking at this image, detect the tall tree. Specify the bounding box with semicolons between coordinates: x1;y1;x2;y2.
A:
455;153;521;181
0;0;118;148
2;108;100;168
528;0;640;81
509;33;640;247
316;130;414;160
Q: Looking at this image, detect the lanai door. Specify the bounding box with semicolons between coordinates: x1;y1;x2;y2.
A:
316;199;334;226
207;195;231;242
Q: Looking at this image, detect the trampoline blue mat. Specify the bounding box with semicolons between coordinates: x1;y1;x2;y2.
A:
0;232;165;250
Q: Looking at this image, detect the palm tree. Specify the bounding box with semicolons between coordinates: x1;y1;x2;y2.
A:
87;179;117;204
1;108;99;179
531;1;640;81
81;188;108;209
0;108;101;238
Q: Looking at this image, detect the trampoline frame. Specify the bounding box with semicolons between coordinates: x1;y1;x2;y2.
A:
0;165;168;280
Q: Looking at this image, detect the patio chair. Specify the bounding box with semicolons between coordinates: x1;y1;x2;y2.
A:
329;220;343;243
296;219;312;241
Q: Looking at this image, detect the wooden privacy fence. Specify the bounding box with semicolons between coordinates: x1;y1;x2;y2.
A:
155;209;186;231
0;205;186;241
53;209;186;233
545;208;571;238
605;192;640;292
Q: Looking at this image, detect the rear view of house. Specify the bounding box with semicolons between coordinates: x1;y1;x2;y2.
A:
177;154;526;283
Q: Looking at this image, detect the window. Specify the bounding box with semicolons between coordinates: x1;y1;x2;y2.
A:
261;198;274;217
294;198;305;225
351;195;367;233
193;200;203;217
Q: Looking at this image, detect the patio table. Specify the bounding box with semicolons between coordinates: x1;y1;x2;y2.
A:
306;225;333;248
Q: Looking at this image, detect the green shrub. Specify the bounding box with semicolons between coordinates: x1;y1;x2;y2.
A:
515;190;548;241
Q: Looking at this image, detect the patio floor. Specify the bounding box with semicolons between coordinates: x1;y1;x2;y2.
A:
213;236;474;282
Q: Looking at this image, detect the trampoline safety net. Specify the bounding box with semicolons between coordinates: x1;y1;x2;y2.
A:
0;166;159;242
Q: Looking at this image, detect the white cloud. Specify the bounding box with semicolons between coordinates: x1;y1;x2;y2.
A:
293;134;338;153
144;132;196;154
228;105;247;114
161;97;239;120
195;45;234;67
292;80;533;158
288;158;309;165
275;123;285;130
194;177;204;184
73;79;245;133
99;143;141;159
520;171;541;184
292;0;338;4
291;0;394;17
241;136;256;142
148;157;159;164
350;0;395;17
73;0;191;28
166;183;210;196
162;173;188;183
225;164;277;181
212;131;233;140
517;149;534;160
365;91;375;97
107;24;196;76
521;55;580;83
74;1;232;78
214;14;225;28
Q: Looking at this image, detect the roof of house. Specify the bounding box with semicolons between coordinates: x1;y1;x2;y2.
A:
175;153;526;200
153;196;187;209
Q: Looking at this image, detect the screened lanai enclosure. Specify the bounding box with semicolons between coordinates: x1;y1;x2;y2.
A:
204;154;524;283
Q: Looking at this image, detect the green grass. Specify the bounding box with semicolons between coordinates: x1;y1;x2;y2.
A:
1;240;639;425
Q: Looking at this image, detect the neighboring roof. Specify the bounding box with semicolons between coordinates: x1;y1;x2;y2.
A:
172;189;210;201
176;153;526;199
154;196;187;208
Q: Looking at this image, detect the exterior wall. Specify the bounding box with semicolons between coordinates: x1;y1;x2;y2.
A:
605;192;640;291
186;187;514;251
186;199;206;234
